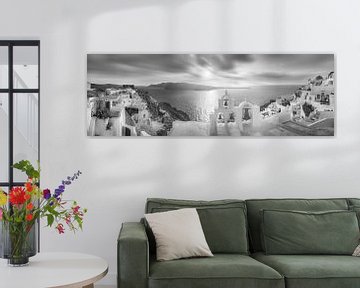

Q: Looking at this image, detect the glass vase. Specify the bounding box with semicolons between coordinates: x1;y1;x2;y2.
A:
0;220;37;266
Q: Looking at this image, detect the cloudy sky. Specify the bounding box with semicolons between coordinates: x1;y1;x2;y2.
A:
87;54;334;87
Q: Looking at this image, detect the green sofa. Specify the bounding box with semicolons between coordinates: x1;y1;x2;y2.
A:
118;198;360;288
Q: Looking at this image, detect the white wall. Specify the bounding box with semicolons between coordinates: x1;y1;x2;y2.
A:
1;0;360;285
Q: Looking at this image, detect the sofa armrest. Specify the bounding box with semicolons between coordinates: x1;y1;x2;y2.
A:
118;222;149;288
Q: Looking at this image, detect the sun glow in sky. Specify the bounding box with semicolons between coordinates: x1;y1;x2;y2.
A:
88;54;334;87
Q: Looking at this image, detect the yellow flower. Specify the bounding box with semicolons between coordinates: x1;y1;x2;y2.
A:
0;190;7;206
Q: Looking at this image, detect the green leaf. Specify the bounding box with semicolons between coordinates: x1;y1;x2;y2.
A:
75;216;83;230
12;160;40;180
47;214;54;227
47;205;60;217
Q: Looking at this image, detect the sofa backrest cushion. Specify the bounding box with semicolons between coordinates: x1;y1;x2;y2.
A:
261;209;359;255
145;198;249;254
246;198;349;252
347;199;360;228
348;198;360;207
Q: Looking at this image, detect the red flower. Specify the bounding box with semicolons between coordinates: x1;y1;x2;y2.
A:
65;214;71;225
56;223;65;234
25;182;33;192
24;193;31;201
72;205;80;215
9;187;26;205
26;203;34;210
26;214;33;221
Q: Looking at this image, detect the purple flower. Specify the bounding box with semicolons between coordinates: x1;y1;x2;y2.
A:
43;189;51;200
54;189;63;197
54;170;82;199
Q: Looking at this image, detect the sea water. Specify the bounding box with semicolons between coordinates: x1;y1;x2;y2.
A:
143;85;299;121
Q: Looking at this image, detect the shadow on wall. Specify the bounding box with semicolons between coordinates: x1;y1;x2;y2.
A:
47;0;237;192
81;0;235;51
47;0;285;200
47;0;360;201
271;0;286;49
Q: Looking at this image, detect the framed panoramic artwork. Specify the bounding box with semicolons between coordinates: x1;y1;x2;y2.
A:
87;54;335;137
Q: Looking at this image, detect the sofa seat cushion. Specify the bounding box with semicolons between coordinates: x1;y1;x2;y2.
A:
253;252;360;288
149;254;284;288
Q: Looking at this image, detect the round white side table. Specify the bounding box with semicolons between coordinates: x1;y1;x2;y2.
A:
0;252;108;288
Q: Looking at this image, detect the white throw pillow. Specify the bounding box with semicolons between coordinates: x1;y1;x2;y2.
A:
145;208;213;261
353;244;360;256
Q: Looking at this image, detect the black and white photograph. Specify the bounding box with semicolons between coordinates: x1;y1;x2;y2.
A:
87;54;335;137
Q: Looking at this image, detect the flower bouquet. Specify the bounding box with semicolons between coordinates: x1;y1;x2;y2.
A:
0;160;87;266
